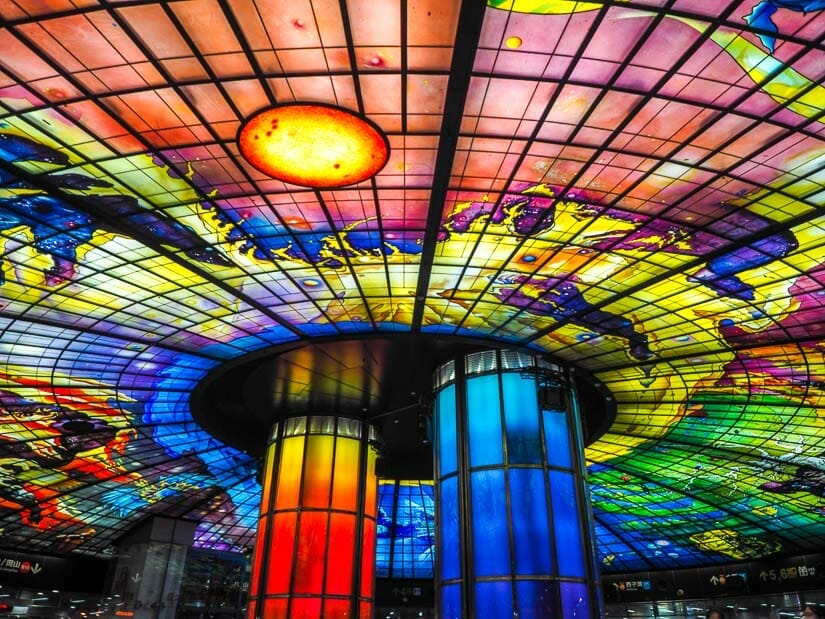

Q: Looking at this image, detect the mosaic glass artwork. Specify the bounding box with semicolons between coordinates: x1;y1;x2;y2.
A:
0;0;822;572
376;480;435;578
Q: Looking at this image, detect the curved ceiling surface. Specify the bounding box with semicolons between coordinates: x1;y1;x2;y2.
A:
0;0;823;573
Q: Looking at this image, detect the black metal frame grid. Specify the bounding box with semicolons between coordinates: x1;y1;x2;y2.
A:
0;0;820;570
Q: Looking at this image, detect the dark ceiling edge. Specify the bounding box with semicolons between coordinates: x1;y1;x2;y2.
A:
572;368;618;445
188;331;617;458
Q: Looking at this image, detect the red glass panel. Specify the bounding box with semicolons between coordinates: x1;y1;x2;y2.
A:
324;598;352;618
246;599;255;619
248;514;267;596
325;513;355;594
293;511;329;594
290;598;322;619
265;512;297;594
360;517;376;597
262;598;288;619
359;601;372;618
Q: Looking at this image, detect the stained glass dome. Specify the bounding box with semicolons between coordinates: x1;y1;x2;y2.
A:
0;0;822;574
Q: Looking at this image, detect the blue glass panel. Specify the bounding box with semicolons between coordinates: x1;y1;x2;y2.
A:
475;581;513;618
440;476;461;580
560;581;589;618
471;469;510;576
543;410;572;469
442;583;461;619
393;484;413;577
549;471;585;577
437;384;457;476
517;580;557;619
413;483;436;578
467;374;504;466
509;468;552;575
502;373;542;463
392;482;436;578
376;481;395;577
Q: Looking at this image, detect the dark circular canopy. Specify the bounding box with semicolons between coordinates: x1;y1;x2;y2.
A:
190;335;615;458
0;0;821;573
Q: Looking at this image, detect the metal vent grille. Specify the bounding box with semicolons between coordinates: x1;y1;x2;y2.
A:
433;359;456;389
500;350;536;371
465;350;498;375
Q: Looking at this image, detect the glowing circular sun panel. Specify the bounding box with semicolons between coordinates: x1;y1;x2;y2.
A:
238;103;390;188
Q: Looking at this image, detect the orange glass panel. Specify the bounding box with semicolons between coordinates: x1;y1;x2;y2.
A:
363;448;378;517
259;443;277;511
274;436;304;510
301;435;334;508
331;437;360;511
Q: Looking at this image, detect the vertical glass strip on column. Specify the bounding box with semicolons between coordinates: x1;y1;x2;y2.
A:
470;469;509;577
502;372;542;464
247;416;377;619
439;475;461;581
265;512;297;594
437;383;458;476
466;374;503;467
433;350;602;618
376;481;394;577
543;409;572;469
442;583;462;619
509;467;552;575
549;470;585;578
475;581;513;616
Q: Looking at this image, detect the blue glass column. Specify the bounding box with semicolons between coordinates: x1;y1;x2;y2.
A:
433;350;602;618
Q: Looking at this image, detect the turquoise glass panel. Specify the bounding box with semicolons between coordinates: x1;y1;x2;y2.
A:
467;374;504;466
438;384;457;476
502;373;542;463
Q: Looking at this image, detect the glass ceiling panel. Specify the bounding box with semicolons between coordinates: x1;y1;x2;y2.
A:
0;0;821;573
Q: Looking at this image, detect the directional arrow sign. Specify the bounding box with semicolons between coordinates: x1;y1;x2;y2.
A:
30;563;41;575
760;571;768;581
131;573;142;583
710;575;720;586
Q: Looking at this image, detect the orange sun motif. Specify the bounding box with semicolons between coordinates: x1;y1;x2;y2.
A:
238;103;390;188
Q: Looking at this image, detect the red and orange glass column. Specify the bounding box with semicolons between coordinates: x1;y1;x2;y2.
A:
247;416;378;619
